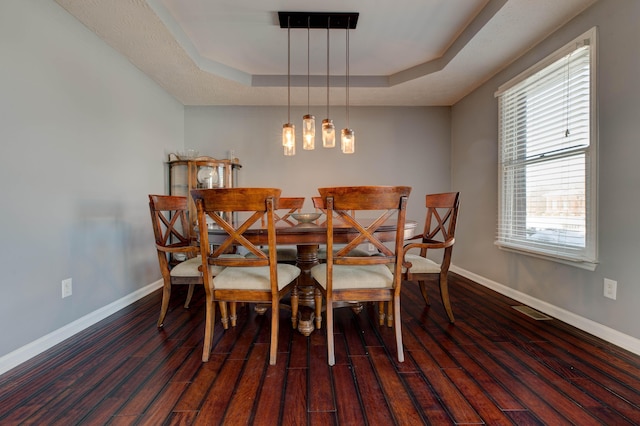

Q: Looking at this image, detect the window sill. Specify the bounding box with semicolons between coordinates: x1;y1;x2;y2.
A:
495;242;598;271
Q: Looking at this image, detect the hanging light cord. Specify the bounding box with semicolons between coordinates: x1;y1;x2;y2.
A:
287;17;291;123
326;18;331;118
346;17;350;127
307;17;311;114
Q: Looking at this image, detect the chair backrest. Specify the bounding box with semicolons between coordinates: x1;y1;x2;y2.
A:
191;188;282;289
419;192;460;257
263;196;305;227
318;186;411;285
148;195;196;256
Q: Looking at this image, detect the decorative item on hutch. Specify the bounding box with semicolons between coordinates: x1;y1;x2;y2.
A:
167;153;241;233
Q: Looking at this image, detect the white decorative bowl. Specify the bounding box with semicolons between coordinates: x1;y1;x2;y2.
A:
291;212;322;224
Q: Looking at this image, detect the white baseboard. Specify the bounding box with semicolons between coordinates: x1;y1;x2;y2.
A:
450;265;640;356
0;280;163;376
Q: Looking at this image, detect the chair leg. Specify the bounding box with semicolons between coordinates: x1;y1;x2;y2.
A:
439;272;455;323
230;302;237;327
219;301;229;329
418;280;430;305
378;301;385;326
202;295;216;362
290;285;299;330
393;297;404;363
314;287;323;330
269;298;279;365
184;284;195;308
157;281;171;328
326;299;335;366
386;301;394;328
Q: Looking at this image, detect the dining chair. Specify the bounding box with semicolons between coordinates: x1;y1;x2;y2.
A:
148;195;202;328
397;192;460;324
192;188;301;364
310;186;411;365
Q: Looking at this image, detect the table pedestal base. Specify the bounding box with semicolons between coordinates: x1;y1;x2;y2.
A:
294;245;322;336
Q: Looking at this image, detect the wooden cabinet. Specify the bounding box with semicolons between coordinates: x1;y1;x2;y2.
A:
167;154;241;232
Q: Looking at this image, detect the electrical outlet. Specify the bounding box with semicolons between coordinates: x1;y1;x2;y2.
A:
62;278;72;298
368;243;376;252
603;278;617;300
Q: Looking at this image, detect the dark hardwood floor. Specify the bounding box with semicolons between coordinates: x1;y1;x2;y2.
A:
1;273;640;425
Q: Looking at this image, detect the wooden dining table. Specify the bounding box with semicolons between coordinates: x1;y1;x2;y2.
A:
207;217;418;335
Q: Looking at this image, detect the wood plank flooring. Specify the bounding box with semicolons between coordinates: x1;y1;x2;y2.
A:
1;273;639;425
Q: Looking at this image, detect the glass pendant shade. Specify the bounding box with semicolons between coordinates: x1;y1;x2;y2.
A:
341;128;355;154
322;118;336;148
283;123;295;156
302;114;315;150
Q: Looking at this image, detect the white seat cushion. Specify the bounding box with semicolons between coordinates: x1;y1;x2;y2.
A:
403;254;441;273
212;264;301;291
171;254;245;277
170;256;204;277
310;264;393;289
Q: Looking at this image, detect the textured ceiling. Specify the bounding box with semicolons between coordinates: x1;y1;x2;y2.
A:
55;0;597;106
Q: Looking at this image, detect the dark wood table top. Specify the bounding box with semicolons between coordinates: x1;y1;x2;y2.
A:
206;218;418;246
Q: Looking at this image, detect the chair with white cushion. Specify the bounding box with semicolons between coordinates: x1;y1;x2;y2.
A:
400;192;460;323
192;188;301;364
310;186;411;365
148;195;202;328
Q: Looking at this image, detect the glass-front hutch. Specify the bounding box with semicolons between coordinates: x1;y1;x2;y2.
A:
167;154;241;232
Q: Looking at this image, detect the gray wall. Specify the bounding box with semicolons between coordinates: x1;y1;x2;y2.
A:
185;105;452;225
0;0;184;358
451;0;640;339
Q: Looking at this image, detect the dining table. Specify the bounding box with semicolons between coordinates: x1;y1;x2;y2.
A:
207;215;418;335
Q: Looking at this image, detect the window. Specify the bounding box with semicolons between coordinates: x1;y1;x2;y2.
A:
495;28;597;269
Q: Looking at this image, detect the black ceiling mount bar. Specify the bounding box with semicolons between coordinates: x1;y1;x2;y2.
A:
278;12;359;29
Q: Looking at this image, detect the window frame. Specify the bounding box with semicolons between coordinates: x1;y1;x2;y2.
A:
494;27;598;270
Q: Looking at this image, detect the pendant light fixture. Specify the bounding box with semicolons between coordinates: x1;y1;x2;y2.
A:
341;17;355;154
322;18;336;148
302;17;315;150
277;12;358;156
283;17;295;156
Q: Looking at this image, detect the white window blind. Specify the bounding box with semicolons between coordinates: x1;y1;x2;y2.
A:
495;28;597;268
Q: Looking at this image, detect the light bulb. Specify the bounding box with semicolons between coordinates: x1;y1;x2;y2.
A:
302;114;315;150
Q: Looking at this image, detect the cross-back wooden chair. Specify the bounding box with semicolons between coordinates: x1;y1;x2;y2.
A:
399;192;460;323
192;188;301;364
310;186;411;365
148;195;201;328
